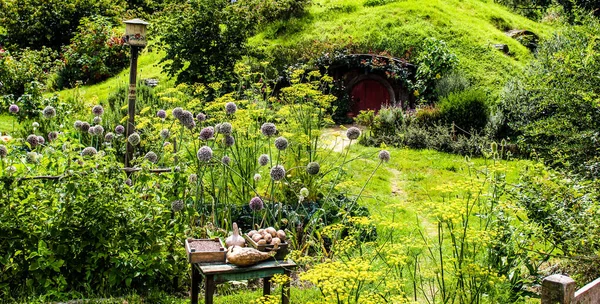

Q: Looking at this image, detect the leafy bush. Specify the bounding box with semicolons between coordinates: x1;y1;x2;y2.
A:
438;89;489;133
237;0;309;25
0;0;125;50
0;47;59;96
55;17;129;89
371;106;404;136
412;38;459;103
434;70;470;99
499;20;600;170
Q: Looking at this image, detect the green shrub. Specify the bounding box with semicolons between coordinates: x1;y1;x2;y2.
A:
55;17;129;89
237;0;309;25
414;106;441;126
371;106;404;136
438;89;489;133
434;70;470;99
412;38;459;103
0;47;59;96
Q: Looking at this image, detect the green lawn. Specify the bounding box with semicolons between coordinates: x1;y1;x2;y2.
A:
0;114;17;135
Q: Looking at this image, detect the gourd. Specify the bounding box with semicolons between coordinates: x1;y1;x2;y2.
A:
226;244;278;267
225;223;246;248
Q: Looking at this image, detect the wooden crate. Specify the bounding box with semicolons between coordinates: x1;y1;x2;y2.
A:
185;238;226;264
243;234;289;260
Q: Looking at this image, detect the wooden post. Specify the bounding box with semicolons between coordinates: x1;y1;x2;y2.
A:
542;274;576;304
263;276;271;296
125;45;139;168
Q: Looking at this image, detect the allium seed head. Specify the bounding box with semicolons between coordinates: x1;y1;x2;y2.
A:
346;127;361;140
43;106;56;118
128;133;141;146
115;125;125;134
253;173;261;182
80;122;90;133
218;122;232;135
82;146;97;157
27;151;40;163
260;122;276;137
179;110;195;129
258;154;269;166
196;113;206;122
93;125;104;136
249;196;264;211
160;129;170;139
93;116;102;125
37;136;45;145
157;109;167;119
32;122;39;128
74;120;83;130
125;178;133;186
378;150;391;163
300;187;309;197
104;132;114;142
270;165;286;181
221;155;231;165
274;137;288;150
0;145;7;158
197;146;213;162
8;104;19;114
306;162;320;175
92;105;104;116
48;131;58;142
188;174;198;184
87;126;96;135
171;200;184;212
199;127;214;141
26;134;38;147
145;151;158;163
172;107;184;120
222;135;235;147
225;102;237;115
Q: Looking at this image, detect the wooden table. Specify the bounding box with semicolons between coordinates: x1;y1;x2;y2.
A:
191;259;297;304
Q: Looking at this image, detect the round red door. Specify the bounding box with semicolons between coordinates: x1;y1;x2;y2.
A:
350;79;390;115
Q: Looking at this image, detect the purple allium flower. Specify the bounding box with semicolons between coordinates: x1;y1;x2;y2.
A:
218;122;232;135
93;125;104;136
43;106;56;118
80;122;91;133
104;132;114;142
225;102;237;115
197;146;213;162
157;109;167;119
188;174;198;184
48;131;58;142
87;126;96;135
306;162;320;175
261;122;276;137
196;113;206;122
171;200;184;212
115;125;125;134
26;134;38;147
378;150;390;163
82;146;97;157
125;178;133;186
8;104;19;114
93;116;102;125
179;110;195;129
172;107;184;120
199;127;214;140
274;137;288;150
160;129;170;139
249;196;264;211
92;105;104;116
222;135;235;147
145;151;158;163
222;155;231;165
346;127;361;140
270;165;286;181
258;154;269;166
0;145;7;158
74;120;83;130
253;173;261;181
37;136;45;145
128;133;141;146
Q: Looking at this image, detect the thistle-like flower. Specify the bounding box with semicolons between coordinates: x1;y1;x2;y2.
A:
270;165;286;181
258;154;269;166
218;122;232;135
43;106;56;118
222;135;235;147
128;133;141;146
82;146;97;157
172;107;184;120
157;109;167;119
222;155;231;165
74;120;83;130
249;196;264;211
346;127;361;140
93;116;102;125
274;137;288;150
0;145;7;158
160;129;170;139
145;151;158;163
92;105;104;116
225;102;237;115
80;122;91;133
26;134;38;147
179;110;195;129
48;131;58;142
171;200;184;212
104;132;114;142
8;104;19;114
87;126;96;135
199;127;214;140
306;162;320;175
93;125;104;136
197;146;213;162
378;150;390;163
37;136;45;145
253;173;261;182
261;122;276;137
196;113;206;122
115;125;125;134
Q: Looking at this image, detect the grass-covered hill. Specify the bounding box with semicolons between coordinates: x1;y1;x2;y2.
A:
249;0;554;94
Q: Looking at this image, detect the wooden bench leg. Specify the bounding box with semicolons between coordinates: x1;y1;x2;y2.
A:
282;271;291;304
205;275;215;304
263;277;271;296
191;265;201;304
